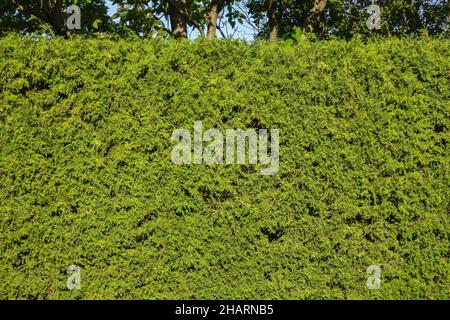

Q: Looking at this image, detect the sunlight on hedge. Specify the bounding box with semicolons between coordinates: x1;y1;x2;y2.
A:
0;35;449;299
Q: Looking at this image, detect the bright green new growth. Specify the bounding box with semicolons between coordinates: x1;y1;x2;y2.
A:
0;35;449;299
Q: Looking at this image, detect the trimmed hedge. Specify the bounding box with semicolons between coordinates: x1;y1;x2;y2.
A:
0;34;449;299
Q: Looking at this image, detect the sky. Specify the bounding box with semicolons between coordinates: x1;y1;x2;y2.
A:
105;0;117;16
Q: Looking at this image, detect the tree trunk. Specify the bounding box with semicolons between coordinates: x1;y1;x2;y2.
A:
268;0;277;41
14;0;70;38
206;0;224;39
302;0;327;33
49;0;70;38
168;0;188;39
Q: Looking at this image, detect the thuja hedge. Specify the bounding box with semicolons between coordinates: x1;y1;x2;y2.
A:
0;34;449;299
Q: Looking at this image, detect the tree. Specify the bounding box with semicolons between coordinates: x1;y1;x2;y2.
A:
112;0;236;39
11;0;69;37
206;0;224;38
267;0;277;40
2;0;110;37
328;0;449;38
111;1;165;37
246;0;325;40
165;0;233;39
302;0;327;33
246;0;449;40
167;0;188;37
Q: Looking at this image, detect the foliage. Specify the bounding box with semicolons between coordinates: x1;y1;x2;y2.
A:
0;35;449;299
283;26;317;45
0;0;112;36
1;0;448;39
246;0;450;39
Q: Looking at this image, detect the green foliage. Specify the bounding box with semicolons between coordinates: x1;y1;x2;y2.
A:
283;27;317;46
0;35;449;299
247;0;449;39
0;0;111;36
111;1;167;38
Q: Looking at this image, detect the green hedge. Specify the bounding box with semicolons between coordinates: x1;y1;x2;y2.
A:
0;34;449;299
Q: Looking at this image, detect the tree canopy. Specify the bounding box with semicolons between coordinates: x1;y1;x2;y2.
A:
1;0;448;39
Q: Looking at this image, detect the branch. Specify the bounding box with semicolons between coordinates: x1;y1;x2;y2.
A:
13;0;47;22
303;0;328;33
234;2;259;33
216;24;227;38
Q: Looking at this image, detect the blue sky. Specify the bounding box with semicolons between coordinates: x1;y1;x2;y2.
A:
105;0;116;15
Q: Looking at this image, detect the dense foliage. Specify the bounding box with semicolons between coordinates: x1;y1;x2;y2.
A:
1;1;449;39
0;35;449;299
248;0;450;39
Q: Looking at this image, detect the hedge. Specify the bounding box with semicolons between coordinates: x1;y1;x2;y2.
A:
0;34;449;299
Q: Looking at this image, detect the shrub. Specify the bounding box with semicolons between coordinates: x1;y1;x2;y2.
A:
0;34;449;299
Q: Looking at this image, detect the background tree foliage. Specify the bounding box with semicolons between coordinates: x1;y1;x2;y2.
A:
0;0;448;39
1;0;111;37
111;0;236;39
246;0;449;39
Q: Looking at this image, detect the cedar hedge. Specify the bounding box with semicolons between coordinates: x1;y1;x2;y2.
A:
0;34;449;299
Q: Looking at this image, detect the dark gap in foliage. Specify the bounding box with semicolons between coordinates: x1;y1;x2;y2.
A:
434;123;445;133
260;225;285;242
